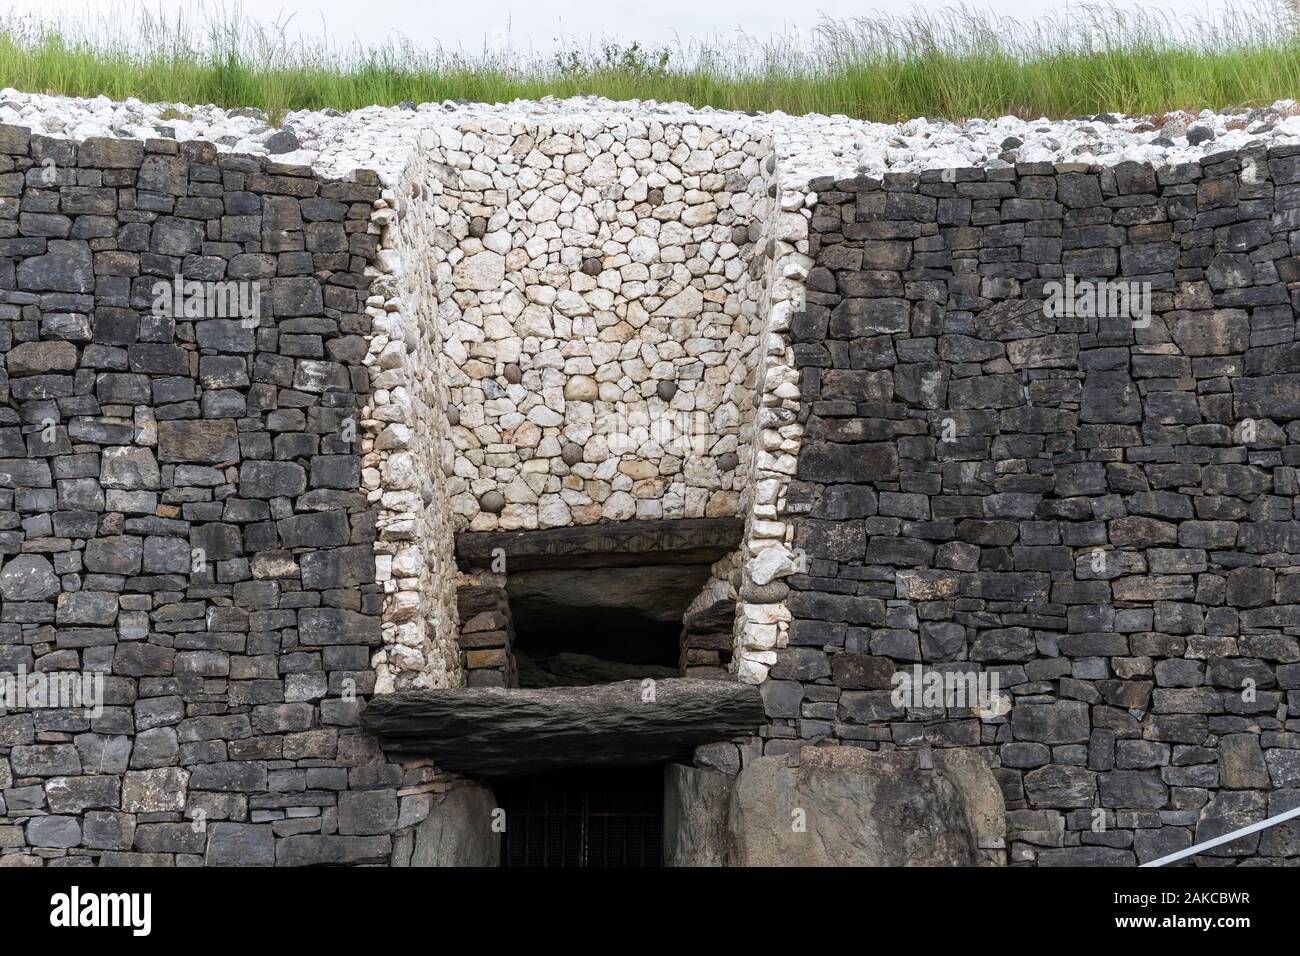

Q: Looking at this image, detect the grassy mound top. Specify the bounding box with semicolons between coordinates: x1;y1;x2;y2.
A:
2;3;1298;124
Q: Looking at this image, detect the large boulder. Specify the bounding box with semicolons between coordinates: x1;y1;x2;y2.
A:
662;746;1004;866
726;747;1004;866
664;764;733;866
406;783;500;866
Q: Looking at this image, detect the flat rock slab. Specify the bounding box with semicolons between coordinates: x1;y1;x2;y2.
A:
364;678;763;775
456;516;743;571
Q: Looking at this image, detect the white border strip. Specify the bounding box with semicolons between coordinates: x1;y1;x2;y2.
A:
1140;803;1300;867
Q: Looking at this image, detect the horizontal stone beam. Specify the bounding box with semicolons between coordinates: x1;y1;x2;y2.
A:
363;678;763;775
455;516;743;570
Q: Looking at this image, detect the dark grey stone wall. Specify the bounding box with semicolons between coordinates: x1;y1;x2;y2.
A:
0;126;413;866
768;146;1300;865
7;118;1300;869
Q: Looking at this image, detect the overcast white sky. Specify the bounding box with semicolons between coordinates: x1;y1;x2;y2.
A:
1;0;1240;55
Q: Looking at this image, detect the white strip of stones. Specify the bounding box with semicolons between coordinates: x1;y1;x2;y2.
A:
730;160;819;683
362;135;463;693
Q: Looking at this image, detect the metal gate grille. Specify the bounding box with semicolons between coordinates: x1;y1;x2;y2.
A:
498;767;664;867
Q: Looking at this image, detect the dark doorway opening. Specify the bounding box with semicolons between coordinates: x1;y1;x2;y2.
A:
507;565;709;687
510;607;682;687
497;767;664;867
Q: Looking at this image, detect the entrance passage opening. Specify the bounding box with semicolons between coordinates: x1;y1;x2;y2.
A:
454;518;747;686
497;767;664;867
507;565;709;688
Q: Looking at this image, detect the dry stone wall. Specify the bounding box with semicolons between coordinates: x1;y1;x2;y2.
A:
4;94;1300;867
0;125;448;866
758;146;1300;866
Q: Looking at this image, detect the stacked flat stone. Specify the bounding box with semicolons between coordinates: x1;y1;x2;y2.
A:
0;124;438;865
763;147;1300;865
455;570;516;687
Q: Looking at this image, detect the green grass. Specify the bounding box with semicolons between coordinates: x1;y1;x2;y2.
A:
1;2;1299;123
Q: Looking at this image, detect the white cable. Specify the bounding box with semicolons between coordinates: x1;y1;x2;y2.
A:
1140;803;1300;867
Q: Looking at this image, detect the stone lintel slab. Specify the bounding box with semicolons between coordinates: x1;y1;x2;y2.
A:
455;517;744;571
363;678;763;775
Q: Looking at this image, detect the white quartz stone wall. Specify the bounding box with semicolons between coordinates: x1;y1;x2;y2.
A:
423;116;777;533
363;139;463;692
355;111;839;688
353;111;815;689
